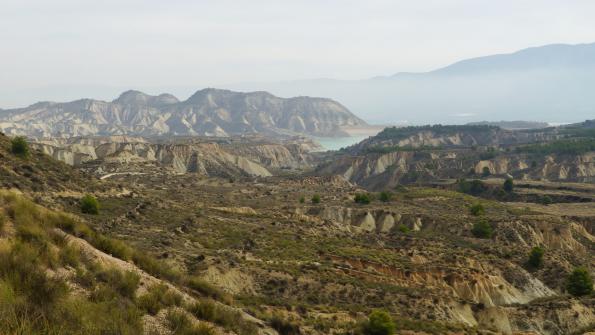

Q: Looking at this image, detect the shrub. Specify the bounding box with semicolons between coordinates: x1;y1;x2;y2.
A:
527;246;544;269
457;179;487;196
188;299;258;335
471;219;493;239
10;136;29;157
379;191;392;202
59;244;81;268
299;196;305;204
503;178;514;193
137;283;182;315
354;193;371;204
540;195;553;205
566;267;593;297
270;315;301;335
469;203;485;216
95;236;133;261
311;194;321;204
397;224;410;233
361;310;395;335
482;166;491;177
96;268;140;299
166;309;217;335
184;277;228;302
80;195;100;215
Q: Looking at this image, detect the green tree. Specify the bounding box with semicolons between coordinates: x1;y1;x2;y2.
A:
527;246;544;268
354;193;371;204
471;219;492;239
503;178;514;193
482;166;491;177
361;310;395;335
311;194;321;204
80;195;100;215
379;191;392;202
566;267;593;297
11;136;29;157
469;203;485;216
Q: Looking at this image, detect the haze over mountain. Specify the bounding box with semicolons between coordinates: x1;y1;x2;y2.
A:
228;42;595;124
0;89;366;138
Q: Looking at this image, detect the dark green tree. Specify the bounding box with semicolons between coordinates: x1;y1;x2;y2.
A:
361;310;395;335
566;267;593;297
527;246;544;268
503;178;514;193
80;195;100;215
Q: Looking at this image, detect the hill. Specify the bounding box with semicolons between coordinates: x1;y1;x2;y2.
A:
0;89;367;138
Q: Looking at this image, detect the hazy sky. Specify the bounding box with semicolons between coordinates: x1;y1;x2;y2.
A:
2;0;595;106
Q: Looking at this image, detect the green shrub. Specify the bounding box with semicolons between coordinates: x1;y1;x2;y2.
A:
471;219;493;239
311;194;321;204
540;195;553;205
503;178;514;193
354;193;372;204
566;267;593;297
270;315;301;335
166;309;216;335
10;136;29;157
59;244;81;268
457;179;488;196
95;236;133;260
379;191;392;202
469;203;485;216
397;224;410;233
527;246;544;269
361;310;395;335
188;299;258;335
80;195;100;215
299;196;305;204
136;283;182;315
482;166;491;177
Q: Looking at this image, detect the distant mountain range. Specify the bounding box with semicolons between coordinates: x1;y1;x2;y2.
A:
228;42;595;124
0;89;367;138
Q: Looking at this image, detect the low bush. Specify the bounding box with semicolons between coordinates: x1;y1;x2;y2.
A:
270;315;301;335
311;194;321;204
80;195;100;215
469;203;485;216
10;136;29;157
360;310;395;335
136;283;182;315
379;191;392;202
166;309;216;335
187;299;258;335
471;219;493;239
354;193;372;204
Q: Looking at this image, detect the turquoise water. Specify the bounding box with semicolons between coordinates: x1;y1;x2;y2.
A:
314;136;370;151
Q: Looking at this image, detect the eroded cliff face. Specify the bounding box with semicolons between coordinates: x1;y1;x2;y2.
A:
318;150;595;189
31;136;319;177
0;89;367;138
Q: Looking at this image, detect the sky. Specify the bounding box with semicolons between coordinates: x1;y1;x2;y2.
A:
2;0;595;107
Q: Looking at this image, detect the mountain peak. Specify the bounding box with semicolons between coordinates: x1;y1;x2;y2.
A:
113;90;153;104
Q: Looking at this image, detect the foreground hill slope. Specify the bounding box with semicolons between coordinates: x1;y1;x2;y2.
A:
0;89;367;138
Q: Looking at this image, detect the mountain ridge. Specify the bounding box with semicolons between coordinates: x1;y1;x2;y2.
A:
0;88;367;138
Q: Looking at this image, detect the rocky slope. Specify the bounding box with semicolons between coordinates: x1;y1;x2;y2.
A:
0;89;367;138
31;136;320;177
318;123;595;188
